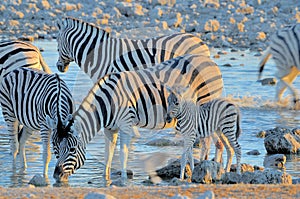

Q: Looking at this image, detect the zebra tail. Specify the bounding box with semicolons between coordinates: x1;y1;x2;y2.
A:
236;108;242;139
258;46;271;80
39;52;52;74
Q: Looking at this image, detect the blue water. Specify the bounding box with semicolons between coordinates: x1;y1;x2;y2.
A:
0;40;299;188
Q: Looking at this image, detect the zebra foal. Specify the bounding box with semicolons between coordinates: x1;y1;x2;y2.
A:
258;24;300;108
0;68;74;176
0;40;52;80
166;87;242;180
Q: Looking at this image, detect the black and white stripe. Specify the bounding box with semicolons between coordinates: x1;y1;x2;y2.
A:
0;67;74;176
56;17;210;82
258;24;300;106
53;54;223;183
0;40;52;81
166;88;242;179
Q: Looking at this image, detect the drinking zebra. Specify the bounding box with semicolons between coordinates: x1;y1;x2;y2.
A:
165;86;242;180
52;54;223;183
258;24;300;108
56;17;210;82
0;40;52;80
56;16;219;162
0;67;74;176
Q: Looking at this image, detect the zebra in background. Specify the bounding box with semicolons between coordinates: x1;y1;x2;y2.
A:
258;24;300;108
52;54;223;184
165;86;242;180
0;67;74;177
56;17;210;82
0;40;52;80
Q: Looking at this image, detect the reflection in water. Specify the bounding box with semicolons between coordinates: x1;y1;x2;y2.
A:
0;42;299;187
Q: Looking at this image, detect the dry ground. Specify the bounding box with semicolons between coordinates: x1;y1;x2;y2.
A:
0;184;299;199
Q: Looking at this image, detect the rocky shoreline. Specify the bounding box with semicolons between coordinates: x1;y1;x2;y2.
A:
1;0;299;51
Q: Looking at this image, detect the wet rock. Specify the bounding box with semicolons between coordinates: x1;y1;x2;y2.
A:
256;130;266;138
111;169;133;179
258;78;277;86
264;127;300;154
28;174;48;187
263;154;286;169
192;160;224;184
169;177;190;186
84;192;116;199
230;163;254;173
146;138;182;146
246;150;261;155
222;169;292;184
155;159;193;181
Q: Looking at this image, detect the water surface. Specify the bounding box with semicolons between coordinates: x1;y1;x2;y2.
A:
0;41;299;187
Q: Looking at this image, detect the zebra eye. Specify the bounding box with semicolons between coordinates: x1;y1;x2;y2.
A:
70;147;76;153
175;102;179;106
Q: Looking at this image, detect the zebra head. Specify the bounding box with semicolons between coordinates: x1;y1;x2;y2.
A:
165;86;189;122
52;117;86;182
56;18;74;73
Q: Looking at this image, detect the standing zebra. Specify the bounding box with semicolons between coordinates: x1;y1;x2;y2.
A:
52;54;223;183
258;24;300;108
56;17;219;162
0;40;52;80
56;17;210;82
0;67;74;176
165;87;242;180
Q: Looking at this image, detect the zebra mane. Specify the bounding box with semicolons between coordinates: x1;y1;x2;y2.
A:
61;17;109;35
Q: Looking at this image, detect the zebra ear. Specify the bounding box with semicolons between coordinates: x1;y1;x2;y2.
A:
63;114;73;126
56;19;65;31
46;115;57;129
71;120;81;138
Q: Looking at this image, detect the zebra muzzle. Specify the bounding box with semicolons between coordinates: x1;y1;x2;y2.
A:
53;164;69;182
165;114;172;123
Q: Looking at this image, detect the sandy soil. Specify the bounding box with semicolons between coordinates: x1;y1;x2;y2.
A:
0;184;299;199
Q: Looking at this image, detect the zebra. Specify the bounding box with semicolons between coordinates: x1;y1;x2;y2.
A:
0;40;52;80
55;16;219;161
258;24;300;108
0;67;74;177
52;54;223;184
165;86;242;180
56;17;210;83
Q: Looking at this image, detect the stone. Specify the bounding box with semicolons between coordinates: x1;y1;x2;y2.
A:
28;174;48;187
196;191;215;199
84;192;116;199
146;138;182;146
204;19;220;32
263;154;286;169
264;127;300;154
258;78;277;86
246;150;261;155
192;160;224;184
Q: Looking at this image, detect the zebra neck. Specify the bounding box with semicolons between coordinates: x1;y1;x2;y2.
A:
177;101;196;124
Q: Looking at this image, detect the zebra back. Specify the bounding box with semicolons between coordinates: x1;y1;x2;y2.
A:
56;17;210;82
258;24;300;79
0;40;52;81
72;54;223;144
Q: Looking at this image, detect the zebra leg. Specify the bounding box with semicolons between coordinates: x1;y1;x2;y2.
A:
103;128;118;183
198;137;211;161
212;133;224;164
119;131;133;183
7;120;19;168
187;146;194;182
218;132;234;173
41;128;51;177
18;127;33;171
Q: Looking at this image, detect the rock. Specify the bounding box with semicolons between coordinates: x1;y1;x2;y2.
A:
84;192;116;199
196;190;215;199
170;193;191;199
222;169;292;184
246;150;261;155
256;130;266;138
146;138;182;146
169;177;190;186
28;174;48;187
258;78;277;86
155;159;193;181
231;163;254;173
264;127;300;154
263;154;286;169
111;169;133;179
192;160;224;184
